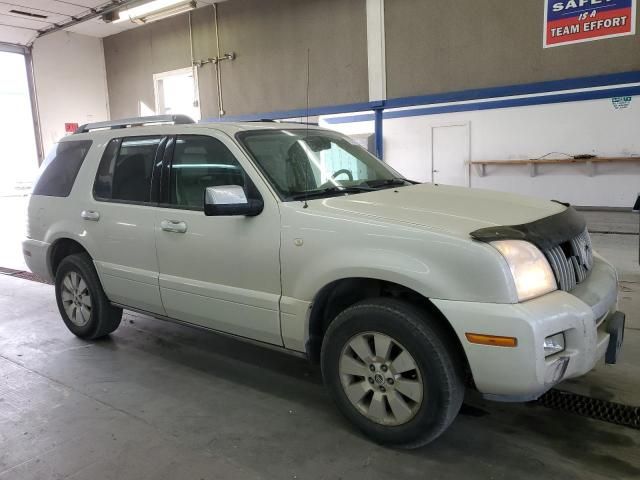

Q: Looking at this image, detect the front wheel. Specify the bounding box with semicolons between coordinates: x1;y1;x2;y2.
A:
55;253;122;340
321;298;464;448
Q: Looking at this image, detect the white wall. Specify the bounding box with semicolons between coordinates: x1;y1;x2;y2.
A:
32;31;110;156
323;96;640;208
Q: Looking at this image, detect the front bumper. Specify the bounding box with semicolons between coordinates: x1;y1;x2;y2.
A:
432;255;621;401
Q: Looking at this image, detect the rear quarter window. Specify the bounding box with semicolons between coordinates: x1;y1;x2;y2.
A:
32;140;93;197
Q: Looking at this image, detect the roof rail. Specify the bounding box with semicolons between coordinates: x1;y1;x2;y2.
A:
74;114;195;133
245;119;319;126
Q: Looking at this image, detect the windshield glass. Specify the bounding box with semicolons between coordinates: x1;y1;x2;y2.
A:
237;129;408;200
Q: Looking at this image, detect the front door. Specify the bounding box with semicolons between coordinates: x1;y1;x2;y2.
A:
431;124;469;186
154;133;282;345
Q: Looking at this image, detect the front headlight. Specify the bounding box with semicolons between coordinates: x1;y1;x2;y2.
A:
491;240;557;302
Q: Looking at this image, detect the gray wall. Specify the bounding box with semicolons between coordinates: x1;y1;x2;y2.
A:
385;0;640;99
104;0;368;119
104;13;191;120
104;0;640;118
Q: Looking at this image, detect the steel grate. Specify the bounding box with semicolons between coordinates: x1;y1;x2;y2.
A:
537;389;640;429
0;267;51;284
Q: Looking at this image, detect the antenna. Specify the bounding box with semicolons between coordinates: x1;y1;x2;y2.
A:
306;47;310;138
303;48;310;209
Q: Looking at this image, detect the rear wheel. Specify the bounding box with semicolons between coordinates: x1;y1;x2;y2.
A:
55;253;122;339
321;298;464;448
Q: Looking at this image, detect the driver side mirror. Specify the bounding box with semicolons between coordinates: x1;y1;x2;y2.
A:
204;185;264;217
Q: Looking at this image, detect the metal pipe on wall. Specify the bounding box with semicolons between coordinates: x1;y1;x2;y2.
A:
189;4;235;118
213;3;225;117
188;11;199;111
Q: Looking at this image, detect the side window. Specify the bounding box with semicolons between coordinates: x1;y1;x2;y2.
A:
94;136;162;203
169;135;246;209
32;140;92;197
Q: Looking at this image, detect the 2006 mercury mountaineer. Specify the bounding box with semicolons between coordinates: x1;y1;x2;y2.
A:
23;115;625;448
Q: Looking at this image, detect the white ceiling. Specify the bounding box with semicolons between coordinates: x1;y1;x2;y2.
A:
0;0;217;47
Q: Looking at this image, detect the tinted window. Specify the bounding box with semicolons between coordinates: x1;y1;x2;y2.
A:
94;136;162;203
33;140;92;197
169;135;245;209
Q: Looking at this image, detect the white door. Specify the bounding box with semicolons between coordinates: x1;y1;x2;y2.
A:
431;124;469;186
84;136;166;315
154;133;283;345
154;68;201;121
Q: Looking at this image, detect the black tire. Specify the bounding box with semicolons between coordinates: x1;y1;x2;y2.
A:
54;253;122;340
321;298;464;449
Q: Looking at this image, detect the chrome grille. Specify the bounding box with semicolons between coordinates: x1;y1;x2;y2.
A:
543;228;593;292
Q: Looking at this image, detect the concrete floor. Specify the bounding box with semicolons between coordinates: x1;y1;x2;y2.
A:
1;197;639;479
1;274;639;480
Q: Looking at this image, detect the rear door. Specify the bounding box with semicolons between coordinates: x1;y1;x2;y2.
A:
153;133;282;345
82;135;166;315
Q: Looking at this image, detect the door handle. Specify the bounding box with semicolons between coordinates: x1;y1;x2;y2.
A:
433;170;440;173
160;220;188;234
81;210;100;221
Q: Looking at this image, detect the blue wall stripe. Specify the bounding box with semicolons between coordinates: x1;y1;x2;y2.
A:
382;70;640;110
201;70;640;124
324;85;640;124
203;100;383;123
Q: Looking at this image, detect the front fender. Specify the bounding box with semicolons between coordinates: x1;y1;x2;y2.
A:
280;208;517;305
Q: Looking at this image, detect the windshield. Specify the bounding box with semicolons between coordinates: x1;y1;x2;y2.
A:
237;129;409;200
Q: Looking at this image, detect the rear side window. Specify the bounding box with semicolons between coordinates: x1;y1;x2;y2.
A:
32;140;92;197
94;136;163;203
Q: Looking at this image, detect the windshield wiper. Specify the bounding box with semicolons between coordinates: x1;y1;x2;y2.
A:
288;185;375;201
359;177;415;189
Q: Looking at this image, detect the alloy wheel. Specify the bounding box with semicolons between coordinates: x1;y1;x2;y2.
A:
61;271;92;327
339;331;423;426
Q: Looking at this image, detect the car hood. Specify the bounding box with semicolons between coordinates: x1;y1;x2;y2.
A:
317;183;566;236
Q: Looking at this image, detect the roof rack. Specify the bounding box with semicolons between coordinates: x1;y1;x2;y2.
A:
245;119;319;126
74;114;195;133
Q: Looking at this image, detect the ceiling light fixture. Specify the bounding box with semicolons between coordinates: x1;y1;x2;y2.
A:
104;0;197;25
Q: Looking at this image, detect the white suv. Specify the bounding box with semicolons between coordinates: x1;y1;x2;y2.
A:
23;115;625;448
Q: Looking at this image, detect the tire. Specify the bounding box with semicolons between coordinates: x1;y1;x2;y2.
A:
321;298;464;449
54;253;122;340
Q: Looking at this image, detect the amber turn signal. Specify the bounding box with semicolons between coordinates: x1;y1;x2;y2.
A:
465;333;518;348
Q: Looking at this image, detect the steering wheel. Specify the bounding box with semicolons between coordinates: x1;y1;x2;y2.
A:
331;169;353;181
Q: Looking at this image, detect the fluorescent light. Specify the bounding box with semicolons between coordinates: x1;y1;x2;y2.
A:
115;0;186;21
114;0;196;24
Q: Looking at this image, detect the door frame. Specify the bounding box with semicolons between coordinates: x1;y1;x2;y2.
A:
153;66;201;120
0;44;44;165
429;121;471;187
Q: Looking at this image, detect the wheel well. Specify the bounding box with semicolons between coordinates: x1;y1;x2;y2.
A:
306;278;472;383
49;239;89;277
